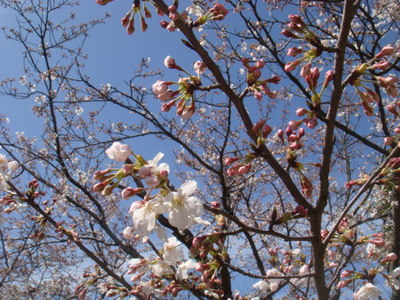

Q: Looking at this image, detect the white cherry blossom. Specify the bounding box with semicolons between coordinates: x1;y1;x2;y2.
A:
162;237;184;265
354;283;380;300
165;180;203;230
105;142;132;162
129;196;169;237
176;259;197;280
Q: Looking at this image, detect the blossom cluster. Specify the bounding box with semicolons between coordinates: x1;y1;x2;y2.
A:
152;56;207;119
94;142;234;297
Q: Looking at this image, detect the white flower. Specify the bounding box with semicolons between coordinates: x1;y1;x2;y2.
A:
122;226;134;240
354;283;380;300
166;180;203;230
176;259;197;280
162;237;184;265
253;280;269;291
387;267;400;290
151;259;173;276
266;268;283;292
105;142;132;162
129;197;169;237
299;264;310;275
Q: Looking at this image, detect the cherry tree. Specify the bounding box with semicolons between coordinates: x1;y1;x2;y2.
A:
0;0;399;299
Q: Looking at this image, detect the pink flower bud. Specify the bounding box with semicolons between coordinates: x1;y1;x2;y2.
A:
376;45;395;58
300;62;311;78
127;19;135;35
296;107;308;117
93;182;105;193
238;164;252;175
227;165;240;176
387;104;398;116
285;59;301;72
304;117;317;129
384;136;394;145
381;253;398;263
368;237;385;247
298;127;305;137
193;61;206;75
372;60;391;71
288;133;299;142
281;29;300;39
224;157;241;166
211;201;220;209
337;280;351;289
262;124;272;138
288;120;302;130
323;70;335;88
288;14;304;25
253;119;266;135
121;187;145;200
266;75;281;84
164;56;182;70
287;47;303;57
289;141;303;150
160;20;169;28
341;270;354;278
321;229;329;239
277;129;285;143
288;22;303;33
121;12;131;27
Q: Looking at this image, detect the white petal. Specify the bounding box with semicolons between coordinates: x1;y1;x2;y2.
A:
169;208;190;230
150;152;164;166
180;180;197;197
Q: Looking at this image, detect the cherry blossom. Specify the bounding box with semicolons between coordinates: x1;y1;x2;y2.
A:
138;152;170;187
129;196;169;237
162;237;184;264
105;142;132;162
354;283;380;300
165;180;203;230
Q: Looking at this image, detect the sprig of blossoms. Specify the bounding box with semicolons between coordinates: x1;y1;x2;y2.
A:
152;56;207;119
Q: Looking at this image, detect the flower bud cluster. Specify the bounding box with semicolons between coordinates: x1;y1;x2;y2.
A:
224;153;255;177
190;3;229;27
152;56;205;119
241;58;280;101
347;45;398;116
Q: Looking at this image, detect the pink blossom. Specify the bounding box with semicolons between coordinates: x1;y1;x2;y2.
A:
381;253;398;263
368;237;385;247
193;61;206;75
287;47;303;57
209;3;229;20
281;29;300;39
152;80;170;96
164;56;179;69
238;164;252;175
296;107;308;117
122;187;145;200
341;270;354;278
224;157;240;166
300;62;311;78
323;70;335;88
376;45;395;58
371;60;391;71
285;59;302;72
105;142;132;162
